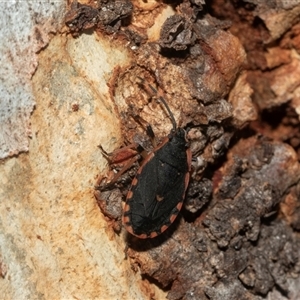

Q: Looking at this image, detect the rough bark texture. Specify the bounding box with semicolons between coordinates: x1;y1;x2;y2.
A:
1;0;300;299
95;0;300;299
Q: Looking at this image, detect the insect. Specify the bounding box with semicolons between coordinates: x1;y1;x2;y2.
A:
122;96;192;239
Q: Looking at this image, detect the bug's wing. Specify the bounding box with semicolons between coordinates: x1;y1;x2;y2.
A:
126;154;187;236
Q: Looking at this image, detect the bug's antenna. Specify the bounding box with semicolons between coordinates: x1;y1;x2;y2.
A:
158;96;177;131
137;77;177;131
147;85;177;131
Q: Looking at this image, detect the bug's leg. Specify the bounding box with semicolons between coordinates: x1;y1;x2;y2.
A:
98;143;138;164
106;155;140;185
132;115;157;148
96;154;141;189
96;143;142;187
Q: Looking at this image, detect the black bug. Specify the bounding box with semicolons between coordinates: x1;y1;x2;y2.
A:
123;96;191;238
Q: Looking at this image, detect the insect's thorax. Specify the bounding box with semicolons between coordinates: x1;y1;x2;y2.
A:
157;128;188;171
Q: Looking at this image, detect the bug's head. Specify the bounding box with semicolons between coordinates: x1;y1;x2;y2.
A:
167;128;189;150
